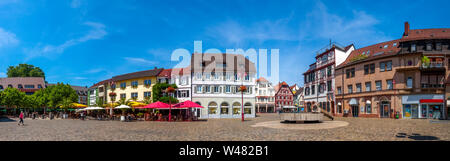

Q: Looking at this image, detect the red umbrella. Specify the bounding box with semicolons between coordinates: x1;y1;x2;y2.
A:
136;101;170;109
173;100;204;109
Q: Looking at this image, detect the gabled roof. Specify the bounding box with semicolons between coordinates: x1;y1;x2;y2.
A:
401;28;450;42
190;53;257;73
157;67;191;78
89;79;112;89
112;68;164;82
274;81;294;95
256;77;269;82
337;39;401;68
0;77;46;88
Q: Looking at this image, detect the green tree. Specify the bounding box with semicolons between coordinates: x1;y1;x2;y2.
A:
117;98;133;115
151;83;178;103
46;83;78;108
1;87;25;109
58;97;74;113
7;64;45;79
95;98;104;107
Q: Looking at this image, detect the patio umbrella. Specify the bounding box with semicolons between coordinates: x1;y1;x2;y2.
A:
84;107;105;110
173;100;204;108
71;103;87;108
136;101;170;109
130;101;147;107
115;104;131;109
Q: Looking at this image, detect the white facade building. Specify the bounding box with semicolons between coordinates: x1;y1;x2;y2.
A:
191;53;257;119
255;77;276;113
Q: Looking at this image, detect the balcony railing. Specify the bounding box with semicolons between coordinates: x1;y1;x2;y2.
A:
421;83;444;88
421;62;444;69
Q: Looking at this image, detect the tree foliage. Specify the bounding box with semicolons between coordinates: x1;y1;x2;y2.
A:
7;64;45;79
0;87;25;108
151;83;178;103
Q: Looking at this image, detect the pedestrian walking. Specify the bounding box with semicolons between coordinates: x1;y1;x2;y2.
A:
18;111;24;126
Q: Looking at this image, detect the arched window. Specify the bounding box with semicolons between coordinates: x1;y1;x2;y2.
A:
232;102;241;115
0;85;3;90
208;102;217;114
18;84;23;89
244;102;252;114
220;102;229;114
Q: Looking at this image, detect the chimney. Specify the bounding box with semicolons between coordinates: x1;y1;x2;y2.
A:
404;22;410;36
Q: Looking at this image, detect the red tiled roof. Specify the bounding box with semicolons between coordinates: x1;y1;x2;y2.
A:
112;68;164;82
0;77;45;90
401;28;450;42
89;79;112;89
337;39;401;68
158;69;172;77
256;77;269;82
157;67;191;78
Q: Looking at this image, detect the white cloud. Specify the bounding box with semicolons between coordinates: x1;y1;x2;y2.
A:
299;1;392;47
0;28;19;48
70;0;81;8
0;0;19;6
74;77;87;80
0;72;6;77
205;16;296;46
84;68;105;74
24;22;107;60
124;57;158;66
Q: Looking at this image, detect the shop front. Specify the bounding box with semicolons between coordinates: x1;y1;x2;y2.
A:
349;98;359;117
401;94;444;119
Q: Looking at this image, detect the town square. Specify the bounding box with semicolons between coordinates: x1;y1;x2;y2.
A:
1;0;450;144
1;114;449;141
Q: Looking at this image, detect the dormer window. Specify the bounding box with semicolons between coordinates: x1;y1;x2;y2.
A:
436;43;442;51
411;44;416;52
426;43;432;51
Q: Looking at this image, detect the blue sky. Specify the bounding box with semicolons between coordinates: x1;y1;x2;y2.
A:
0;0;449;87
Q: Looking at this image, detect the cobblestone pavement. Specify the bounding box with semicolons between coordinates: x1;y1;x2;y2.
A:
1;113;449;141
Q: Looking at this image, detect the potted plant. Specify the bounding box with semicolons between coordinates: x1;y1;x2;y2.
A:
421;56;430;68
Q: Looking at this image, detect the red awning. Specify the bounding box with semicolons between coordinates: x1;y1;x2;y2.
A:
419;99;444;103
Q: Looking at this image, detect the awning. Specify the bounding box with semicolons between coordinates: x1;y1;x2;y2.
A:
349;98;358;105
419;99;444;103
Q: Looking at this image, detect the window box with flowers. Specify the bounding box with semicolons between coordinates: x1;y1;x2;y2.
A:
109;92;117;101
144;80;152;88
131;81;139;89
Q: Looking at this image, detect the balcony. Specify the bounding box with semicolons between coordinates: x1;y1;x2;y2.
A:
421;83;444;88
420;62;445;71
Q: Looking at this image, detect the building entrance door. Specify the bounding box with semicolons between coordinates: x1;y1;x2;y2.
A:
351;105;359;117
380;102;390;118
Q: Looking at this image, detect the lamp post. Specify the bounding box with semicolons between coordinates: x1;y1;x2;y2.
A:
239;85;247;122
166;86;175;122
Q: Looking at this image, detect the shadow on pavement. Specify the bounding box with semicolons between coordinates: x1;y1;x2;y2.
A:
0;116;17;122
396;133;439;141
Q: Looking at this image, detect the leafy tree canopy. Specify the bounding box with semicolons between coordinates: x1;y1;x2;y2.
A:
7;64;45;79
151;83;178;103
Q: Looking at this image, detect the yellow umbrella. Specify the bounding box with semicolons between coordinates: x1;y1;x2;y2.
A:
71;103;87;108
130;101;147;107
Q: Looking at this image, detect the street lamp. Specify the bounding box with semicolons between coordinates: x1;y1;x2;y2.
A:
165;86;175;122
239;85;247;122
